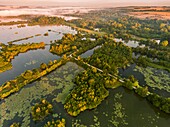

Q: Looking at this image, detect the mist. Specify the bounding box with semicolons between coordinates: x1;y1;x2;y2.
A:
0;0;170;7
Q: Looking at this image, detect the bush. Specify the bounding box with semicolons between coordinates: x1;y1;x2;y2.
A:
31;99;53;121
44;119;66;127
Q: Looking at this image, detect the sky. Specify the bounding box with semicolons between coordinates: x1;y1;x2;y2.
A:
0;0;170;7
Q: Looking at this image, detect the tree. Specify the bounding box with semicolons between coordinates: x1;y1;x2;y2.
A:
31;99;53;121
48;60;53;66
10;123;20;127
147;93;170;113
160;23;166;29
92;67;97;73
23;70;33;79
123;80;133;90
77;56;81;60
135;86;149;97
40;63;47;70
160;40;168;47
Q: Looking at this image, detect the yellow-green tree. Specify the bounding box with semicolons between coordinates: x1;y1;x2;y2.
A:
160;40;168;47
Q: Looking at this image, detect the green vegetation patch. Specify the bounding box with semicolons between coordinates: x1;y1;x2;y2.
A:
50;33;105;56
108;93;128;127
28;16;65;26
85;41;132;75
10;123;20;127
0;58;68;99
31;99;53;121
51;62;84;104
70;9;170;40
147;93;170;114
134;66;170;92
0;62;83;127
0;42;45;73
44;118;66;127
64;69;110;116
0;80;56;127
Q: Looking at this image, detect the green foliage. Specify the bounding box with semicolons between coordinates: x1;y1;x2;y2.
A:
134;54;170;72
133;46;170;62
28;16;65;26
135;66;170;93
160;40;169;47
123;80;134;90
135;86;149;98
64;69;109;116
71;9;170;40
122;75;139;90
50;33;104;56
0;59;68;99
10;122;20;127
135;56;150;68
51;62;84;104
0;62;83;127
105;78;121;89
0;42;45;73
85;41;132;75
147;93;170;114
31;99;53;121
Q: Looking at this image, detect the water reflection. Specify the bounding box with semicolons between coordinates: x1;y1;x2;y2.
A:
114;38;144;48
0;25;76;44
80;45;101;58
0;25;76;85
0;46;60;85
1;63;169;127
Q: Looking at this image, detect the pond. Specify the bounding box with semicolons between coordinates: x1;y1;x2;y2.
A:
0;23;169;127
0;62;84;127
70;37;144;59
0;61;169;127
80;45;102;58
114;38;145;48
0;24;76;85
0;25;76;44
0;45;60;85
119;64;170;97
134;66;170;97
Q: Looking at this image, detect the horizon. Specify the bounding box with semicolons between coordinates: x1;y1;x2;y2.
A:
0;0;170;7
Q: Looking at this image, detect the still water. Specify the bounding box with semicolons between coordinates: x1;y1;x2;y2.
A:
0;62;169;127
0;25;76;44
0;24;76;85
0;24;169;127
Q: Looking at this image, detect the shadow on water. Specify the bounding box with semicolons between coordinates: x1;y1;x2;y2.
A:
119;64;146;85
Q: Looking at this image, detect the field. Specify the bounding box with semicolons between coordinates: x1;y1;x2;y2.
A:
127;7;170;20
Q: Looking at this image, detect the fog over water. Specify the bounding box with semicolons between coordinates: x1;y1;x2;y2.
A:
0;6;96;17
